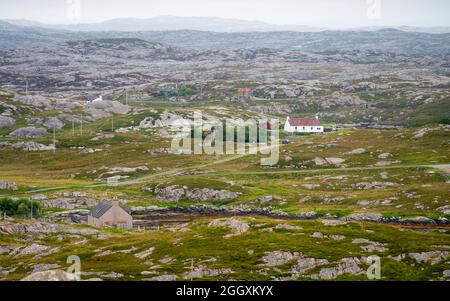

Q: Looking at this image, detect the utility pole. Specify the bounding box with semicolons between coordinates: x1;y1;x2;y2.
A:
80;113;83;136
53;126;56;153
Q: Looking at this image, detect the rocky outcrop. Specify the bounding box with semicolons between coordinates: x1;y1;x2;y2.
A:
32;263;61;273
21;270;79;281
249;104;292;114
208;218;250;235
0;141;54;151
108;166;149;175
148;274;178;281
0;179;17;190
314;257;364;280
343;213;383;222
345;148;365;155
152;185;240;202
352;238;388;252
351;182;400;189
139;117;164;129
314;157;345;166
86;100;130;118
9;127;48;138
41;198;97;209
185;265;233;279
0;221;99;235
43;117;64;129
292;256;329;274
17;244;49;257
408;251;449;265
260;251;298;266
134;247;155;259
15;95;53;109
0;116;15;128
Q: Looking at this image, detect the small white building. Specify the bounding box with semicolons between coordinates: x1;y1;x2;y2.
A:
284;116;324;133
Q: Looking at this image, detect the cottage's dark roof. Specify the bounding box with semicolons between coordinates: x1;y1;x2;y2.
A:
90;201;131;218
288;117;321;127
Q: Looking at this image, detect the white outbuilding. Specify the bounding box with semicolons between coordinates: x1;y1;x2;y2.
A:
284;116;323;133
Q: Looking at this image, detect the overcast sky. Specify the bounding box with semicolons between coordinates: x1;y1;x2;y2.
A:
1;0;449;28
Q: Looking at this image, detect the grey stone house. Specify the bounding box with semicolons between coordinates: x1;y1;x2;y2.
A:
88;201;133;229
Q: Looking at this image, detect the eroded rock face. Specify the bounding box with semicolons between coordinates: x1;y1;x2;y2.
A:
9;127;48;138
153;185;240;202
21;270;79;281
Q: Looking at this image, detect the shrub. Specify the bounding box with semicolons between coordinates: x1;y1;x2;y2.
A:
0;198;41;217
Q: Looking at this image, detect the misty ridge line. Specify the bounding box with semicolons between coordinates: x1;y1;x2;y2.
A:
2;16;450;34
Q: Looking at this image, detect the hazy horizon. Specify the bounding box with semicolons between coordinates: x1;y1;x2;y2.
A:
0;0;449;29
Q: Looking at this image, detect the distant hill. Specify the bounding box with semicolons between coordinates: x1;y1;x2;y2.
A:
0;19;449;55
5;16;326;33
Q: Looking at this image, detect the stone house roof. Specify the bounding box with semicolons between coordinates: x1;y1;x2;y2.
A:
90;201;131;218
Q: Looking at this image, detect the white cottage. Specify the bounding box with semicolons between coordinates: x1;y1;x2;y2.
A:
284;116;323;133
